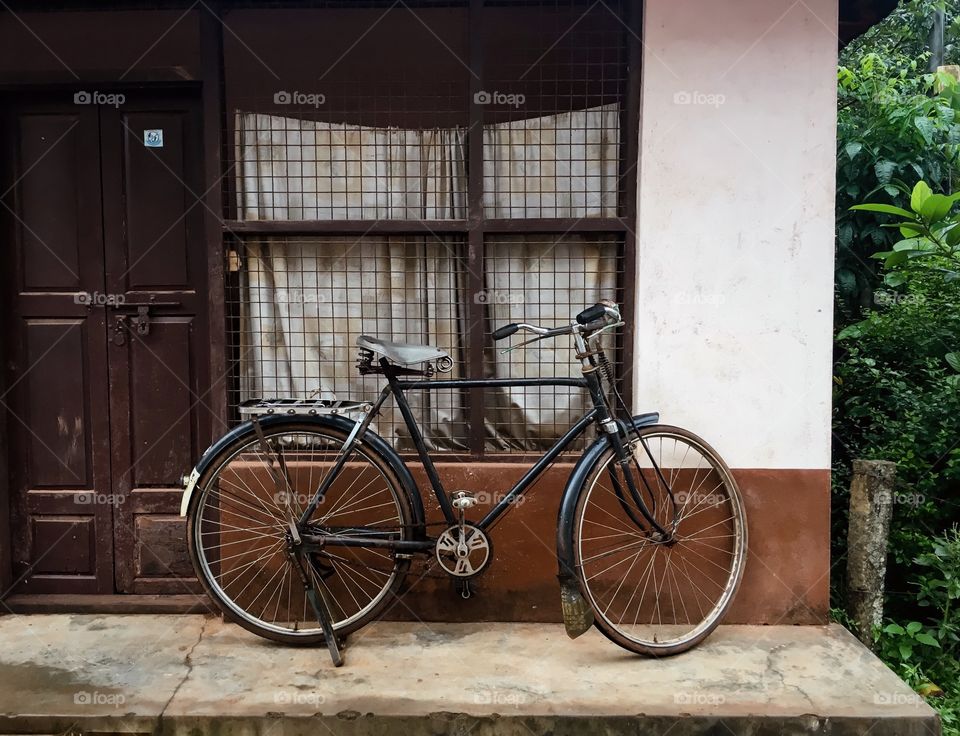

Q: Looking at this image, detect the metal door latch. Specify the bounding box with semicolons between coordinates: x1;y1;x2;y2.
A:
131;306;150;336
113;315;127;346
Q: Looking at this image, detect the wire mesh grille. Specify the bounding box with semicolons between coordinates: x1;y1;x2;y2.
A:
481;234;623;451
231;235;470;450
223;0;635;456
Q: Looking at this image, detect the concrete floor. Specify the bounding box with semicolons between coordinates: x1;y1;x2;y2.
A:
0;614;940;735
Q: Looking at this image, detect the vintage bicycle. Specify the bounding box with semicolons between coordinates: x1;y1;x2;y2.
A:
181;301;747;666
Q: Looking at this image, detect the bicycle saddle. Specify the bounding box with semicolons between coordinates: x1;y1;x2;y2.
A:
356;335;449;366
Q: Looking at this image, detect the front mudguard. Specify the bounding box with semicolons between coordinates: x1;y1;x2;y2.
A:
178;413;426;538
556;412;660;582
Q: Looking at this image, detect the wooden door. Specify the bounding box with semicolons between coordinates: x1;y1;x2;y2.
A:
1;89;210;596
101;92;209;594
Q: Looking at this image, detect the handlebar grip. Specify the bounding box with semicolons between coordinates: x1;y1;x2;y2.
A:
576;303;607;325
492;323;519;341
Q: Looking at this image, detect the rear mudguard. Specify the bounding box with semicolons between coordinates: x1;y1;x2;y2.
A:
556;412;660;581
178;414;426;538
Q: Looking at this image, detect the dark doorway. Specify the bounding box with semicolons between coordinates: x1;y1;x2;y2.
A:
1;88;209;595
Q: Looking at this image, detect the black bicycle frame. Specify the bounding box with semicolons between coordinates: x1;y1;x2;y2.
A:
297;357;618;550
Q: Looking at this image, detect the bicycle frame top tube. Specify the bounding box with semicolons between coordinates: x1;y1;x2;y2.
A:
378;358;615;530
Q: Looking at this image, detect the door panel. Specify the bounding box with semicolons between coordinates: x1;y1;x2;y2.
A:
101;93;208;594
23;320;90;485
2;90;210;596
3;102;114;594
118;111;192;288
128;318;196;486
17;114;86;291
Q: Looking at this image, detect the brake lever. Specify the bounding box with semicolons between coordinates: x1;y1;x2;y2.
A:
588;321;626;339
499;333;551;354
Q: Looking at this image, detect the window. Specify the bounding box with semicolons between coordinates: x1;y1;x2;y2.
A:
223;0;639;455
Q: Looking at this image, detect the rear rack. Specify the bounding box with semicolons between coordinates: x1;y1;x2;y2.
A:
238;398;373;417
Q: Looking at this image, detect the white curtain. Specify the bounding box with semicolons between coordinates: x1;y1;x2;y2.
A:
483;106;620;218
240;236;467;450
236;113;467;220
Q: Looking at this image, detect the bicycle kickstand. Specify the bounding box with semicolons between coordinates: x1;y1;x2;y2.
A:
306;584;344;667
292;552;344;667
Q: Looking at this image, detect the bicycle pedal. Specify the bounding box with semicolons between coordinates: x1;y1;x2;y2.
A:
451;491;478;510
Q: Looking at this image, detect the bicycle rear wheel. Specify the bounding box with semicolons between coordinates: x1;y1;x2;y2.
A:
186;420;413;645
572;425;747;656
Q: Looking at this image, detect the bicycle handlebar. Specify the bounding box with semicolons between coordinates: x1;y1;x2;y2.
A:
491;302;622;342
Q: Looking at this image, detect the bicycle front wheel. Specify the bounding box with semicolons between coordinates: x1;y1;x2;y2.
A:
186;420;413;645
572;425;747;656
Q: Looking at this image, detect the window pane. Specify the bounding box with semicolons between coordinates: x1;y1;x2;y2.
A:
482;105;620;218
224;4;470;221
236;113;467;220
481;1;627;218
234;235;469;450
482;233;622;451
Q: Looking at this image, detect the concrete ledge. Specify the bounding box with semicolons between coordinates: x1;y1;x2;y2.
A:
0;615;940;735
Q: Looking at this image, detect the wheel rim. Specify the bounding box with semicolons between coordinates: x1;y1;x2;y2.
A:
575;430;746;650
193;428;406;637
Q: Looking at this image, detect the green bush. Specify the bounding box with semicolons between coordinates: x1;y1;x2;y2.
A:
833;274;960;590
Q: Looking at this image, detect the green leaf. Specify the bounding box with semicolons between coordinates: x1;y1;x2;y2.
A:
885;272;908;287
907;621;923;634
947;225;960;247
919;193;954;222
885;250;910;268
899;643;913;661
837;323;865;340
850;203;915;218
836;269;858;298
892;238;920;251
845;141;863;160
884;622;906;635
838;223;854;248
896;222;930;237
875;160;897;185
915;633;941;648
914;116;935;145
911;181;933;213
946;353;960;372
